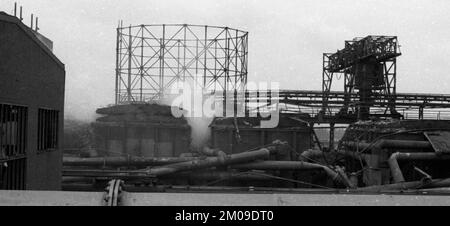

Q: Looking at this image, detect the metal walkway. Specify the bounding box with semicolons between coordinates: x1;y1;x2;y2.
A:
219;90;450;123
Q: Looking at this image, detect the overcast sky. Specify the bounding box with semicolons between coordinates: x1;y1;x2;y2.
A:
1;0;450;121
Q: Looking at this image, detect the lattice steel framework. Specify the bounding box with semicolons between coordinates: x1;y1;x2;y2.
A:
322;36;401;120
115;24;248;104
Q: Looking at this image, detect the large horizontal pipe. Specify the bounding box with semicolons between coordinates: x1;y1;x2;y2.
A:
62;171;272;183
232;161;324;171
144;142;288;177
161;171;272;181
63;156;199;167
336;150;369;160
200;147;227;158
62;177;96;184
63;169;155;179
299;149;325;161
344;139;432;151
357;178;450;192
388;152;450;183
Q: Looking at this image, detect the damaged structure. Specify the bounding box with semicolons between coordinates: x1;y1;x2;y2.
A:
1;4;450;205
61;24;450;196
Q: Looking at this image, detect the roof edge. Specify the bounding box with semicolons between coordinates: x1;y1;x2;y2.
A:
0;11;65;69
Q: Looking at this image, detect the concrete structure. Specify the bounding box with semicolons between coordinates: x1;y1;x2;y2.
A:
93;104;191;157
0;12;65;190
1;190;450;206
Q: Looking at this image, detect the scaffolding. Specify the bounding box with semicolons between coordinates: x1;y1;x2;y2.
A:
115;23;249;104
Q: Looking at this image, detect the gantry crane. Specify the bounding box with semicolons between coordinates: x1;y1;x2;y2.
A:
322;36;402;120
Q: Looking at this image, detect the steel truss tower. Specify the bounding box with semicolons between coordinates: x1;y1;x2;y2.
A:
322;36;401;120
115;23;248;104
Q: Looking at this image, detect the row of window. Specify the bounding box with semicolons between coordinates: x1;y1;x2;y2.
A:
0;103;59;158
37;108;59;151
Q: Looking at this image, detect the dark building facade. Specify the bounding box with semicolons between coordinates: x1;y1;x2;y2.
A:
0;12;65;190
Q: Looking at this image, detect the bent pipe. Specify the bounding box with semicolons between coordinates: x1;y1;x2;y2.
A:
299;149;325;162
144;142;289;177
388;152;450;183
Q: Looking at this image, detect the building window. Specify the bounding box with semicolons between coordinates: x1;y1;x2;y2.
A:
0;103;27;190
0;158;26;190
0;104;27;158
37;109;59;152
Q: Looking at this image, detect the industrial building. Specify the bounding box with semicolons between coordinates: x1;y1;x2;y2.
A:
0;11;65;190
1;4;450;207
61;24;450;195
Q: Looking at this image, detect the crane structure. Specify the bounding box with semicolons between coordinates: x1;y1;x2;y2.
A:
322;36;401;120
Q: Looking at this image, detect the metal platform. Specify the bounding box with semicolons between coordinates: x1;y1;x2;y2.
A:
219;90;450;123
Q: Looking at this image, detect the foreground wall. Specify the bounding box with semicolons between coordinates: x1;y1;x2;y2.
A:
0;13;65;190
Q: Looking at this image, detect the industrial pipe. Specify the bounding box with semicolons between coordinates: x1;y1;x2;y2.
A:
62;171;272;184
232;161;324;171
144;142;289;177
357;178;450;192
336;150;369;160
233;161;355;188
388;152;450;183
200;147;227;158
63;156;199;167
63;169;156;179
62;177;96;184
344;139;432;151
299;149;324;161
161;171;272;181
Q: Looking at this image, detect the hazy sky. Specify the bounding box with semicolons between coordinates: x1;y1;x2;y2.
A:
1;0;450;121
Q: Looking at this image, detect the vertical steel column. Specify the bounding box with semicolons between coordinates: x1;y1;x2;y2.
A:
161;25;166;98
234;30;238;90
140;25;144;102
204;26;208;88
195;38;199;80
214;40;218;91
127;26;132;102
183;26;187;82
329;123;335;151
224;27;229;92
223;28;230;117
177;40;181;80
115;22;120;104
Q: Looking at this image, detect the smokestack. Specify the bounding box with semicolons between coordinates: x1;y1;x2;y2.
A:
20;6;23;21
35;17;39;32
14;2;17;17
31;14;33;30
